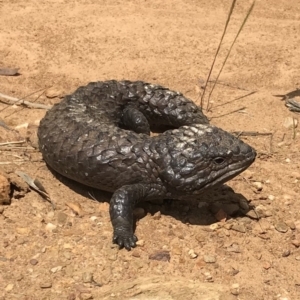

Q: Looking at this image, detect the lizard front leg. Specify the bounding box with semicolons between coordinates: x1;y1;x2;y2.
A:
110;183;167;250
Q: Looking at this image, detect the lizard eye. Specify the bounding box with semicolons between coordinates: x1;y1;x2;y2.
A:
213;157;225;165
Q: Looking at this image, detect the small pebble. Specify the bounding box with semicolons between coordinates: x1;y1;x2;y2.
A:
29;259;38;265
230;283;239;296
5;284;14;292
255;205;272;218
253;181;263;191
203;255;216;263
285;158;291;163
152;211;161;220
209;223;220;231
285;220;295;230
203;272;213;282
282;250;290;257
268;195;275;201
149;250;170;262
275;222;289;233
16;274;23;281
136;239;145;247
80;293;93;300
188;249;198;259
291;240;300;247
39;281;52;288
231;223;246;233
226;243;241;253
45;223;57;232
295;256;300;261
51;266;63;273
82;272;93;283
46;88;62;99
195;233;206;242
63;243;73;249
263;262;271;269
90;216;98;221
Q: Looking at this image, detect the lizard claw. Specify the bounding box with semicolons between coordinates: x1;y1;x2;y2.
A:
113;232;138;250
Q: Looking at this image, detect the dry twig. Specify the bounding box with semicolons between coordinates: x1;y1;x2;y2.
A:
0;92;52;110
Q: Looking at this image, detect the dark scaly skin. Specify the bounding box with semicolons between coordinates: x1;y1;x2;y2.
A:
38;80;256;250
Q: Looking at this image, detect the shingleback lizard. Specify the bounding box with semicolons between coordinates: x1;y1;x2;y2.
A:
38;80;256;250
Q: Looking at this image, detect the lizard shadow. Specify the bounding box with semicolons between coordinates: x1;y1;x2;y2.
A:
49;168;251;226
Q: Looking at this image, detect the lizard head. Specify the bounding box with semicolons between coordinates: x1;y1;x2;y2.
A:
153;124;256;195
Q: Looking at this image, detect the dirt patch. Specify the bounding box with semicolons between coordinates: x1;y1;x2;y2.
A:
1;0;300;299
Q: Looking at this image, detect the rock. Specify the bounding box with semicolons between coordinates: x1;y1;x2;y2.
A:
136;239;145;247
263;262;271;269
231;223;246;233
226;243;241;253
29;259;38;265
152;211;161;220
90;216;98;221
230;283;239;296
0;173;11;205
285;220;296;230
5;284;14;292
291;240;300;247
51;266;63;273
256;205;272;218
80;293;93;300
209;223;220;231
188;249;198;259
46;88;63;99
291;171;300;179
285;158;291;163
195;233;206;242
203;272;213;282
39;280;52;288
268;195;275;201
246;210;259;220
282;250;290;257
63;243;73;249
275;222;289;233
203;255;216;263
253;181;263;191
45;223;57;232
149;250;170;262
82;272;93;283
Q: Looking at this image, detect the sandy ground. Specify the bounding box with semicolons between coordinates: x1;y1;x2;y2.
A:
0;0;300;299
